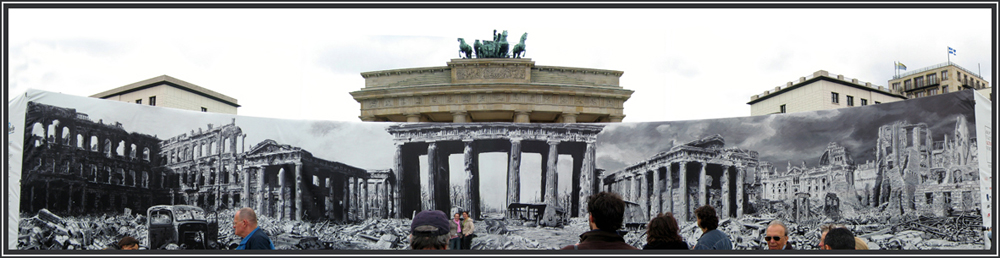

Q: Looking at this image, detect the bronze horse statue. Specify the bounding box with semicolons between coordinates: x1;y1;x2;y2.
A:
512;32;527;58
473;39;483;58
497;30;510;58
457;38;473;59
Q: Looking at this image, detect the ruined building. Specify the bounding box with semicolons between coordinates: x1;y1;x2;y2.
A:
241;139;388;222
20;102;393;222
603;134;762;223
760;141;859;220
21;102;164;215
159;121;244;212
386;123;603;226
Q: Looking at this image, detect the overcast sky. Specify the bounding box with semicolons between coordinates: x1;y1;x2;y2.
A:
6;7;995;123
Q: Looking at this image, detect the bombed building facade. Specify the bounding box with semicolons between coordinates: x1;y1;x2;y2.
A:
386;123;603;226
602;134;762;223
241;139;387;222
21;102;165;215
159;121;245;211
756;115;980;221
872;116;980;217
759;141;859;221
19;102;394;223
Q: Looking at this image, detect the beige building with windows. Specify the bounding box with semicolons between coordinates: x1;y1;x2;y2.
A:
90;75;240;114
887;62;990;100
748;70;906;116
350;58;634;123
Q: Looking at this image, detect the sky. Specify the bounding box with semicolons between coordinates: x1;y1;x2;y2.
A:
6;6;995;124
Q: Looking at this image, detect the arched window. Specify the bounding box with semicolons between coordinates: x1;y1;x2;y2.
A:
104;139;112;157
116;140;125;157
62;127;71;145
31;123;45;147
143;147;150;161
47;120;59;143
223;137;231;153
77;134;85;149
130;170;136;187
130;144;137;158
209;140;216;155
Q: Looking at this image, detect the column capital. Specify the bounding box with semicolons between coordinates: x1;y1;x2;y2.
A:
546;139;561;145
405;113;422;123
609;114;625;123
360;116;377;122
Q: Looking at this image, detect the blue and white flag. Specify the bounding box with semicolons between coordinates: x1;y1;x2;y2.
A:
949;47;957;55
896;62;906;70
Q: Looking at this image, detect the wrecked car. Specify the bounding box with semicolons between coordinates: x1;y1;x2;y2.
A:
147;205;219;249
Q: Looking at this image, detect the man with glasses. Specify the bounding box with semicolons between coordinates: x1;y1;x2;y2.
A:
764;219;792;250
233;207;274;250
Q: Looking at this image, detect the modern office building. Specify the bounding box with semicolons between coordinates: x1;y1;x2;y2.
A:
748;70;906;116
887;62;990;100
350;58;634;123
90;75;240;114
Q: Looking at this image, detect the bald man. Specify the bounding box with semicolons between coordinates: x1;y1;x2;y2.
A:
233;207;274;250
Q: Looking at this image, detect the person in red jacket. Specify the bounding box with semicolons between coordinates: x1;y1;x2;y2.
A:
561;191;638;250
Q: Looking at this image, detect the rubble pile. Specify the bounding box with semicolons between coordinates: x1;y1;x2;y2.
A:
216;212;410;250
17;209;147;250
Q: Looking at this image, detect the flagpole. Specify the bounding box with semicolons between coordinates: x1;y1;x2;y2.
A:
947;47;950;64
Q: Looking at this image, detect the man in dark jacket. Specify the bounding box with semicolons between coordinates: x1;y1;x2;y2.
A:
561;191;638;250
765;219;793;250
233;207;274;250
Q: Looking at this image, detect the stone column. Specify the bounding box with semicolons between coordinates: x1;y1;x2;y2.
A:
544;140;559;207
362;178;369;220
295;162;303;221
514;111;531;123
426;142;438;211
343;177;351;221
633;175;640;203
678;161;688;221
406;113;421;123
507;138;522;215
639;172;648;220
356;177;363;221
578;141;596;216
721;165;730;220
698;162;707;209
243;168;251;208
665;165;673;214
561;112;578;123
652;167;660;217
609;114;625;123
256;166;265;216
326;177;333;219
452;111;468;123
736;166;744;218
393;142;403;219
278;167;287;220
463;139;475;213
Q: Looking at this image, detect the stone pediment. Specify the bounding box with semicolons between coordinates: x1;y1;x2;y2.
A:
247;139;301;155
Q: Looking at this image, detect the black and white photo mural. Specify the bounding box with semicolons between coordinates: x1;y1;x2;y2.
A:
7;89;992;251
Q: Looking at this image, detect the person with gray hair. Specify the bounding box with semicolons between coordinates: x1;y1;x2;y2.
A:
765;219;792;250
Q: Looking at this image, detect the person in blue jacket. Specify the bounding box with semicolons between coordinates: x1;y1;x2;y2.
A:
233;207;274;250
692;205;732;250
